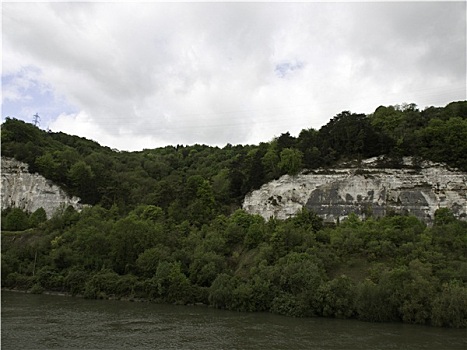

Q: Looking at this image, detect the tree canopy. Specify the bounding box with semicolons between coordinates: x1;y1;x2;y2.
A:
2;101;466;215
2;100;466;328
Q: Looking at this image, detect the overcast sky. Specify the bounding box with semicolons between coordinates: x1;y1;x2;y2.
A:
2;1;466;151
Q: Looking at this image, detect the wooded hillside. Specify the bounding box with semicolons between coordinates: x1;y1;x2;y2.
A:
2;101;466;328
2;101;466;215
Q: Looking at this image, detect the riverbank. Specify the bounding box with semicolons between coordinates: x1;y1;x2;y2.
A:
3;290;467;350
1;287;208;307
3;210;467;329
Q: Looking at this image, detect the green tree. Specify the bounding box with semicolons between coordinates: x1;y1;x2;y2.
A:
186;177;216;226
355;279;398;322
316;275;356;318
29;207;47;228
434;208;456;226
211;168;231;205
320;111;384;160
189;250;227;287
109;215;158;274
297;128;322;169
262;141;280;179
209;273;237;309
140;205;164;222
83;269;120;299
417;117;467;170
68;160;96;203
278;148;303;176
431;281;467;328
397;260;436;325
4;208;30;231
35;153;61;181
136;245;172;278
271;252;325;316
154;261;192;304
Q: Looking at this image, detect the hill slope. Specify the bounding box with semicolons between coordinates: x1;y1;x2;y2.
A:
1;101;466;220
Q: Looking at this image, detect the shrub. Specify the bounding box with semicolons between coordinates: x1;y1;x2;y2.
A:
431;281;467;328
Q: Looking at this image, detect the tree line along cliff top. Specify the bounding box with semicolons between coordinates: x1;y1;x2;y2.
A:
1;100;466;218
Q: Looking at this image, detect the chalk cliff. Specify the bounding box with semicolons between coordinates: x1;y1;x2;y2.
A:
1;157;83;218
243;158;467;224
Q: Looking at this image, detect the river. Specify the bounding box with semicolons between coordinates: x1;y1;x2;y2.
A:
1;291;465;349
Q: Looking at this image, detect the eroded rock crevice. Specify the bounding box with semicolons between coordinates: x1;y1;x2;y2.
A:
243;158;467;224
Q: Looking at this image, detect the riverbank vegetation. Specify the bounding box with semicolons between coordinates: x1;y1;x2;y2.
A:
2;101;467;328
2;206;466;328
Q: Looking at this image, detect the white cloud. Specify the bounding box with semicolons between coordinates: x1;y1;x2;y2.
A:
49;111;158;150
2;2;466;151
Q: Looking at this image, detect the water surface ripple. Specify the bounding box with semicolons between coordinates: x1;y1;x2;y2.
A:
2;292;465;349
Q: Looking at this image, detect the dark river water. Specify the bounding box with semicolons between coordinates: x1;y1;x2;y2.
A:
1;291;466;349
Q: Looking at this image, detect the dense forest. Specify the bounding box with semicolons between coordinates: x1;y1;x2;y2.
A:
2;101;467;328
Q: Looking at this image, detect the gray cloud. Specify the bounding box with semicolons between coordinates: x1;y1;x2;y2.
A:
2;2;466;151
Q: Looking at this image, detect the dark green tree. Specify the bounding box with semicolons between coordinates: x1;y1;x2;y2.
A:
278;148;303;176
29;207;47;228
4;208;30;231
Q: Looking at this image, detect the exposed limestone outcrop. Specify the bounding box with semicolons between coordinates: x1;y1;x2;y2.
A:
243;158;467;224
1;157;84;218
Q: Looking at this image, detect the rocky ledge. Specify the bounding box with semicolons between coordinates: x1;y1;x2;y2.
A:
243;158;467;225
1;157;84;218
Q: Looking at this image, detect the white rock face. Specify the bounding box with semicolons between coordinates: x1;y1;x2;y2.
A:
243;158;467;224
1;157;84;218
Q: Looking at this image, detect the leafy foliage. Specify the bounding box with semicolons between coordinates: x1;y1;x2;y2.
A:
2;101;466;214
1;100;467;328
2;205;466;327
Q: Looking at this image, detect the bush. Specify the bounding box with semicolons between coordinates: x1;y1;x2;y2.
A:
354;279;399;322
64;269;89;296
29;208;47;228
3;208;30;231
270;292;308;317
36;267;65;291
30;283;45;294
316;275;356;318
431;281;467;328
83;269;120;299
4;272;36;290
209;273;237;309
154;261;192;304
